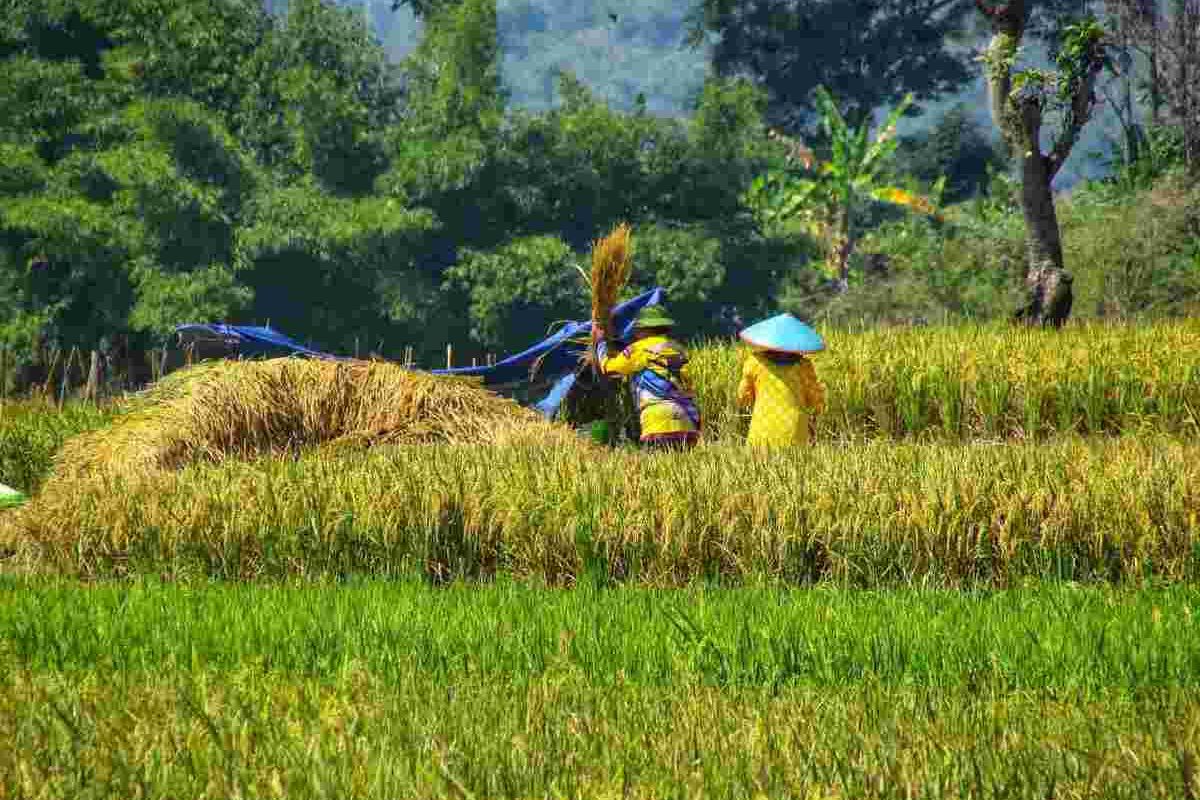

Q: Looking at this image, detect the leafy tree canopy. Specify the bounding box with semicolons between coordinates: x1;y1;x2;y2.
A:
0;0;436;360
689;0;978;134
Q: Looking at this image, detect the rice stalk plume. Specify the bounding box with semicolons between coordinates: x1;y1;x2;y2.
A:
589;223;632;339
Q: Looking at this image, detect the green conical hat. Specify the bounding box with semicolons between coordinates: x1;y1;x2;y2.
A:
0;482;26;509
632;304;675;329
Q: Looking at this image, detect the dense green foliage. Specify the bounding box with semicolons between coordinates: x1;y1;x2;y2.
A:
692;0;977;133
891;104;1009;203
0;0;814;364
1;0;1194;370
0;0;437;360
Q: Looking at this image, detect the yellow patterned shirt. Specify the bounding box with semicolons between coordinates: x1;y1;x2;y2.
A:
599;335;700;439
736;351;824;446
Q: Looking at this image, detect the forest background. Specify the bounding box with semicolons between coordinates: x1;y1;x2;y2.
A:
1;0;1195;374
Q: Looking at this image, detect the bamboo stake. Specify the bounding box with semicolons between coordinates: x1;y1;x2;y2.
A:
158;348;168;382
59;347;78;408
446;343;453;370
43;348;60;402
404;346;414;369
86;350;100;404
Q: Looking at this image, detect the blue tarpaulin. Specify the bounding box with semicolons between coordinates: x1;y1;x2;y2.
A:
174;324;345;360
434;287;664;418
174;287;665;419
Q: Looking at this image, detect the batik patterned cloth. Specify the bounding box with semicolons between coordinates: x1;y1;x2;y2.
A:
598;335;701;441
736;351;824;446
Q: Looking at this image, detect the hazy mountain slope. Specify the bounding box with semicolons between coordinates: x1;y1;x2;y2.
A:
330;0;1128;186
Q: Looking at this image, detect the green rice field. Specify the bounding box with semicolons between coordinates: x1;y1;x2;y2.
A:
2;579;1199;798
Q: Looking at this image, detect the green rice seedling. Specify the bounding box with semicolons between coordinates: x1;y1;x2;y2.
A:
4;579;1199;691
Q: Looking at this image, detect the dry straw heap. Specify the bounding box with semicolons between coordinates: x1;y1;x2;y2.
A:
46;358;582;483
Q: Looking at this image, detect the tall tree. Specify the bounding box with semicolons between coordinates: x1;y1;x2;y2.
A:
687;0;977;134
1105;0;1200;175
246;0;398;194
0;0;435;363
892;103;1009;201
976;0;1109;326
376;0;505;350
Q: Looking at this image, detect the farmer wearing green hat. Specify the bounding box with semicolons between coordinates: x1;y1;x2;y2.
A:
594;304;701;449
736;313;826;447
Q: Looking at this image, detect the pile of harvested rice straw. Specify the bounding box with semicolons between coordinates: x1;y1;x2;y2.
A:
47;358;583;482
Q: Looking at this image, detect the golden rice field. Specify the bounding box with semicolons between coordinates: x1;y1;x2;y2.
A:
3;437;1198;585
3;319;1200;586
689;319;1200;441
5;321;1200;797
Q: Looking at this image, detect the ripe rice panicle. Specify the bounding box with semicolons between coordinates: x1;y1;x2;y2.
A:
590;223;632;336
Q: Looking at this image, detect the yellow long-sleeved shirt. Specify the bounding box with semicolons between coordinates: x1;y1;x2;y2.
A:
736;351;824;446
599;335;700;439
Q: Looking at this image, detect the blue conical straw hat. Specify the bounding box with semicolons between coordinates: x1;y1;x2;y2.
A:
738;313;825;354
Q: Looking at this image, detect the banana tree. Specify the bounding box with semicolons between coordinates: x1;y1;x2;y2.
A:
746;86;939;293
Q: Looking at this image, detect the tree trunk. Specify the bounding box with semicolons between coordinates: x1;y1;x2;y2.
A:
1149;27;1161;126
1014;153;1073;327
1118;13;1142;164
1171;0;1195;173
974;0;1100;328
829;206;854;294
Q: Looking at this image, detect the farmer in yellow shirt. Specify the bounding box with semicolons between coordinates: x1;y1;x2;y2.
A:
736;313;826;447
594;304;701;450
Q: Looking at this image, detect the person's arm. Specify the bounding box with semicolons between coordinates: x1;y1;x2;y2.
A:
736;356;757;407
599;340;644;378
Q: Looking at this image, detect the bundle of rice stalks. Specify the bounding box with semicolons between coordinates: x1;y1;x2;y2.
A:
47;358;584;483
589;222;632;339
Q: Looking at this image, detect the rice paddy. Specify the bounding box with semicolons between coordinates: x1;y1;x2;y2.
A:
3;319;1200;796
688;319;1200;442
1;437;1198;585
2;580;1199;798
